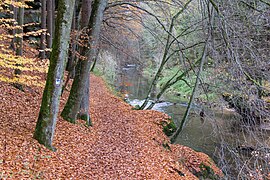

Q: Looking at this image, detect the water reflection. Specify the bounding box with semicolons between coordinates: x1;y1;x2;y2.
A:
114;66;270;177
114;66;222;156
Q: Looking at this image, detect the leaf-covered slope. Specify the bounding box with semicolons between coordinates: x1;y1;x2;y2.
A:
0;74;221;179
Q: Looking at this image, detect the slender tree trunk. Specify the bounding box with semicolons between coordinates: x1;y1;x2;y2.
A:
61;0;108;124
66;0;84;77
11;4;17;50
52;0;55;34
33;0;75;151
146;59;200;110
65;8;77;78
81;0;92;26
62;0;91;96
170;41;208;143
78;74;91;126
16;6;24;56
47;0;53;56
90;48;99;72
39;0;47;59
14;6;24;79
77;0;92;126
139;0;192;110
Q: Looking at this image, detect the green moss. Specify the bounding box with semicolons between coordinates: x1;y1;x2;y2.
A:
61;112;76;124
193;163;219;180
79;114;88;121
162;119;177;136
78;113;92;127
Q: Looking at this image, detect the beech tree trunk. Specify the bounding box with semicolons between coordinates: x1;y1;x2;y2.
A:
78;67;91;126
81;0;92;26
33;0;75;151
61;0;108;124
77;0;92;126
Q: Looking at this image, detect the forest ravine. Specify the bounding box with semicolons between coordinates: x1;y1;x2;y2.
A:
2;0;268;178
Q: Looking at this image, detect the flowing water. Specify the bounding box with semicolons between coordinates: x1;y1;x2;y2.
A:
113;65;270;177
114;65;234;156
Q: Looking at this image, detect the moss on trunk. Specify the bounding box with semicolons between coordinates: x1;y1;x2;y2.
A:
61;0;108;125
33;0;75;150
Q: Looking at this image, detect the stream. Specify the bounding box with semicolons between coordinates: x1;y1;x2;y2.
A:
113;65;270;177
114;65;234;156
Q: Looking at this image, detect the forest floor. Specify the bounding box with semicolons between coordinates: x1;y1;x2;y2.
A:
0;29;222;179
0;74;222;179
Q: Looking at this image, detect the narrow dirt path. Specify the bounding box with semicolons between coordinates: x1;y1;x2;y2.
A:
0;75;221;179
78;75;195;179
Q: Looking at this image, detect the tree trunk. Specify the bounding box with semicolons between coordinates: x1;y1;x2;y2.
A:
65;0;85;77
63;0;92;125
39;0;47;59
78;74;92;126
61;0;108;124
146;59;200;110
170;41;208;143
52;0;55;34
90;48;99;72
65;7;78;78
33;0;75;151
139;0;192;110
46;0;53;57
14;6;24;79
81;0;92;26
16;6;24;56
10;4;17;50
78;0;92;126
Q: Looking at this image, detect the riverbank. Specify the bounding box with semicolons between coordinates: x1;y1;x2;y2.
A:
0;69;222;179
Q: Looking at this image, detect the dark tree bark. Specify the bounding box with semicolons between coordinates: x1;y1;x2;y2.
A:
78;67;91;126
14;5;24;79
33;0;75;151
16;6;24;56
62;0;91;97
65;0;85;77
10;4;17;50
77;0;92;126
65;7;78;79
39;0;46;59
81;0;92;26
61;0;108;124
46;0;53;56
52;0;55;34
90;48;99;72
